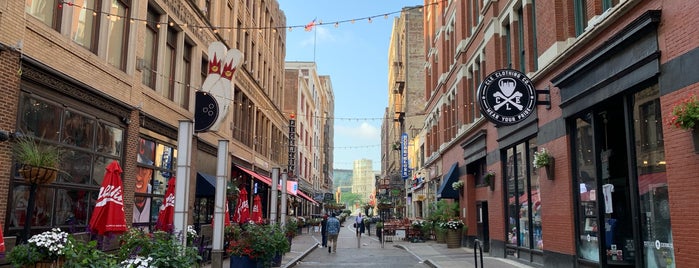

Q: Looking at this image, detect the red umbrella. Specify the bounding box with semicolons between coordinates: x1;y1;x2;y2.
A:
211;201;231;227
89;161;127;235
232;188;249;223
251;195;263;224
0;223;5;252
156;177;176;232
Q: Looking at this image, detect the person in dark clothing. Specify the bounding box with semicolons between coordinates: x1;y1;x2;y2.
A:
321;214;328;247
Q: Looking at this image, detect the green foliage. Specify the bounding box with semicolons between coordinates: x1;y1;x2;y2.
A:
7;243;42;267
285;218;298;237
227;224;289;267
118;228;200;268
62;237;118;268
671;95;699;130
428;200;458;223
12;134;62;168
339;192;363;208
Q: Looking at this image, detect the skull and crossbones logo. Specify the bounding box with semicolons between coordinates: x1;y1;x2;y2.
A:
493;78;523;111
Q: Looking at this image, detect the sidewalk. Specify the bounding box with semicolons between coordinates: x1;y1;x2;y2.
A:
203;225;536;268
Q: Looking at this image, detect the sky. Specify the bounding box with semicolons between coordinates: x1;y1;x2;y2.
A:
278;1;423;171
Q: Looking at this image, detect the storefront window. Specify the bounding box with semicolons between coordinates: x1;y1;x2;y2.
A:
10;94;124;235
505;139;543;253
633;85;674;267
134;137;177;230
575;115;600;262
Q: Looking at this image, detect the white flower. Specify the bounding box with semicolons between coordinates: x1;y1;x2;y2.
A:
120;256;154;268
187;225;197;237
27;228;69;258
451;180;464;190
532;148;552;169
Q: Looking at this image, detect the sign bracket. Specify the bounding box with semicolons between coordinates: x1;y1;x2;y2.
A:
536;86;551;110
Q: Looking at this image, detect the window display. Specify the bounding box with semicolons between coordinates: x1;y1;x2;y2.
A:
504;139;543;252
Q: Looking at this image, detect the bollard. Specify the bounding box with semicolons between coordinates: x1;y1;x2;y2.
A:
474;239;484;268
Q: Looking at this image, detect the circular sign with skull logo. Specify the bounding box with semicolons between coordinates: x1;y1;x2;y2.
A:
477;69;536;126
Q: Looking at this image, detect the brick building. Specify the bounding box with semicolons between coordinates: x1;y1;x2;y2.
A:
0;0;313;248
421;0;698;267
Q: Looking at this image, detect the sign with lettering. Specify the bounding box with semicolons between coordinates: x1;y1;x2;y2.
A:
477;69;536;126
401;133;409;180
288;119;296;174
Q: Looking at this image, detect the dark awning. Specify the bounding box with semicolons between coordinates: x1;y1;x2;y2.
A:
196;172;216;197
437;163;459;200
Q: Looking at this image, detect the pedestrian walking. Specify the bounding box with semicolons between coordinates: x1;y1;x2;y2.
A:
355;213;364;237
327;212;340;253
320;214;328;248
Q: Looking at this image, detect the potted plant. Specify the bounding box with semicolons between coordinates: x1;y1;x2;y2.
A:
451;180;464;191
7;228;68;267
227;223;289;268
533;148;555;180
483;170;495;190
62;236;118;267
670;95;699;152
117;228;200;268
375;221;384;240
444;219;465;248
12;134;62;184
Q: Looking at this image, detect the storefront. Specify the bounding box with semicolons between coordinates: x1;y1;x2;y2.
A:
551;11;674;267
8;59;131;237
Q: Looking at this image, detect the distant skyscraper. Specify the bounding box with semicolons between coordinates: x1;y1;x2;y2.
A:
351;159;376;203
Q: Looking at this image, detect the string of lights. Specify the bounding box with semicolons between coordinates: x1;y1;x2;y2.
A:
57;1;442;32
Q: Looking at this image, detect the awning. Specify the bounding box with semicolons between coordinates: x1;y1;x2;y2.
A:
196;172;216;197
298;191;318;205
437;163;460;200
236;165;297;196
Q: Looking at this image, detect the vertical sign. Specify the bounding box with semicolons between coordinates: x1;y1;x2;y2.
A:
401;133;409;180
288;117;296;175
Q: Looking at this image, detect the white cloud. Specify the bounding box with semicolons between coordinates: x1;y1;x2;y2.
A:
335;122;379;141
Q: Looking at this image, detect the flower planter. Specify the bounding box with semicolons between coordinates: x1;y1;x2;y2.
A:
230;255;261;268
540;158;555;180
446;229;462;248
19;165;58;185
435;229;446;243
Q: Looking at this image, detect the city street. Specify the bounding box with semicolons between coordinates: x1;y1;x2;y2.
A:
293;224;427;267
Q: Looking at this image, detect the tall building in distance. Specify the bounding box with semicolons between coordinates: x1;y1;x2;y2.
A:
351;159;376;206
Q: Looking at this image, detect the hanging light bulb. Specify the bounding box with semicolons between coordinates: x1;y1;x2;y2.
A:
351;19;355;24
384;14;388;19
368;17;372;23
169;22;174;27
334;22;339;28
288;27;293;32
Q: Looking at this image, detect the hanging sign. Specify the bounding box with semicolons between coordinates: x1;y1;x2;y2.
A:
401;133;409;180
477;69;536;126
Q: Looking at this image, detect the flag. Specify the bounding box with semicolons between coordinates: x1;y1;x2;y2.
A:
305;18;316;31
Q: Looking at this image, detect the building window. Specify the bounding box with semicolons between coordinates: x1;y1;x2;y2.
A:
517;7;526;73
632;85;674;267
504;139;543;252
574;0;588;36
9;93;124;234
142;8;159;88
70;0;100;52
106;0;129;70
504;23;512;69
162;26;177;100
134;137;176;230
179;42;193;109
25;0;61;29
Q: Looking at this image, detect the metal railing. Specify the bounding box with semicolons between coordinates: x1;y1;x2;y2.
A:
474;239;484;268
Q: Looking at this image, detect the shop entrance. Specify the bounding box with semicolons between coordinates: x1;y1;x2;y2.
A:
476;201;489;252
573;94;637;267
572;84;674;267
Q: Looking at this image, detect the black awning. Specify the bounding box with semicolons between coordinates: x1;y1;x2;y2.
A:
437;163;460;200
196;172;216;197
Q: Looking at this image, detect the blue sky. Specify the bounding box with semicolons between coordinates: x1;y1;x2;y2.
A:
278;1;423;171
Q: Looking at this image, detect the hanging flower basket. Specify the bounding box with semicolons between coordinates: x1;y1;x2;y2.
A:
669;95;699;153
19;165;59;185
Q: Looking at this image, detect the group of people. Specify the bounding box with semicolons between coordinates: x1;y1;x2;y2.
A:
318;212;368;254
320;212;341;253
